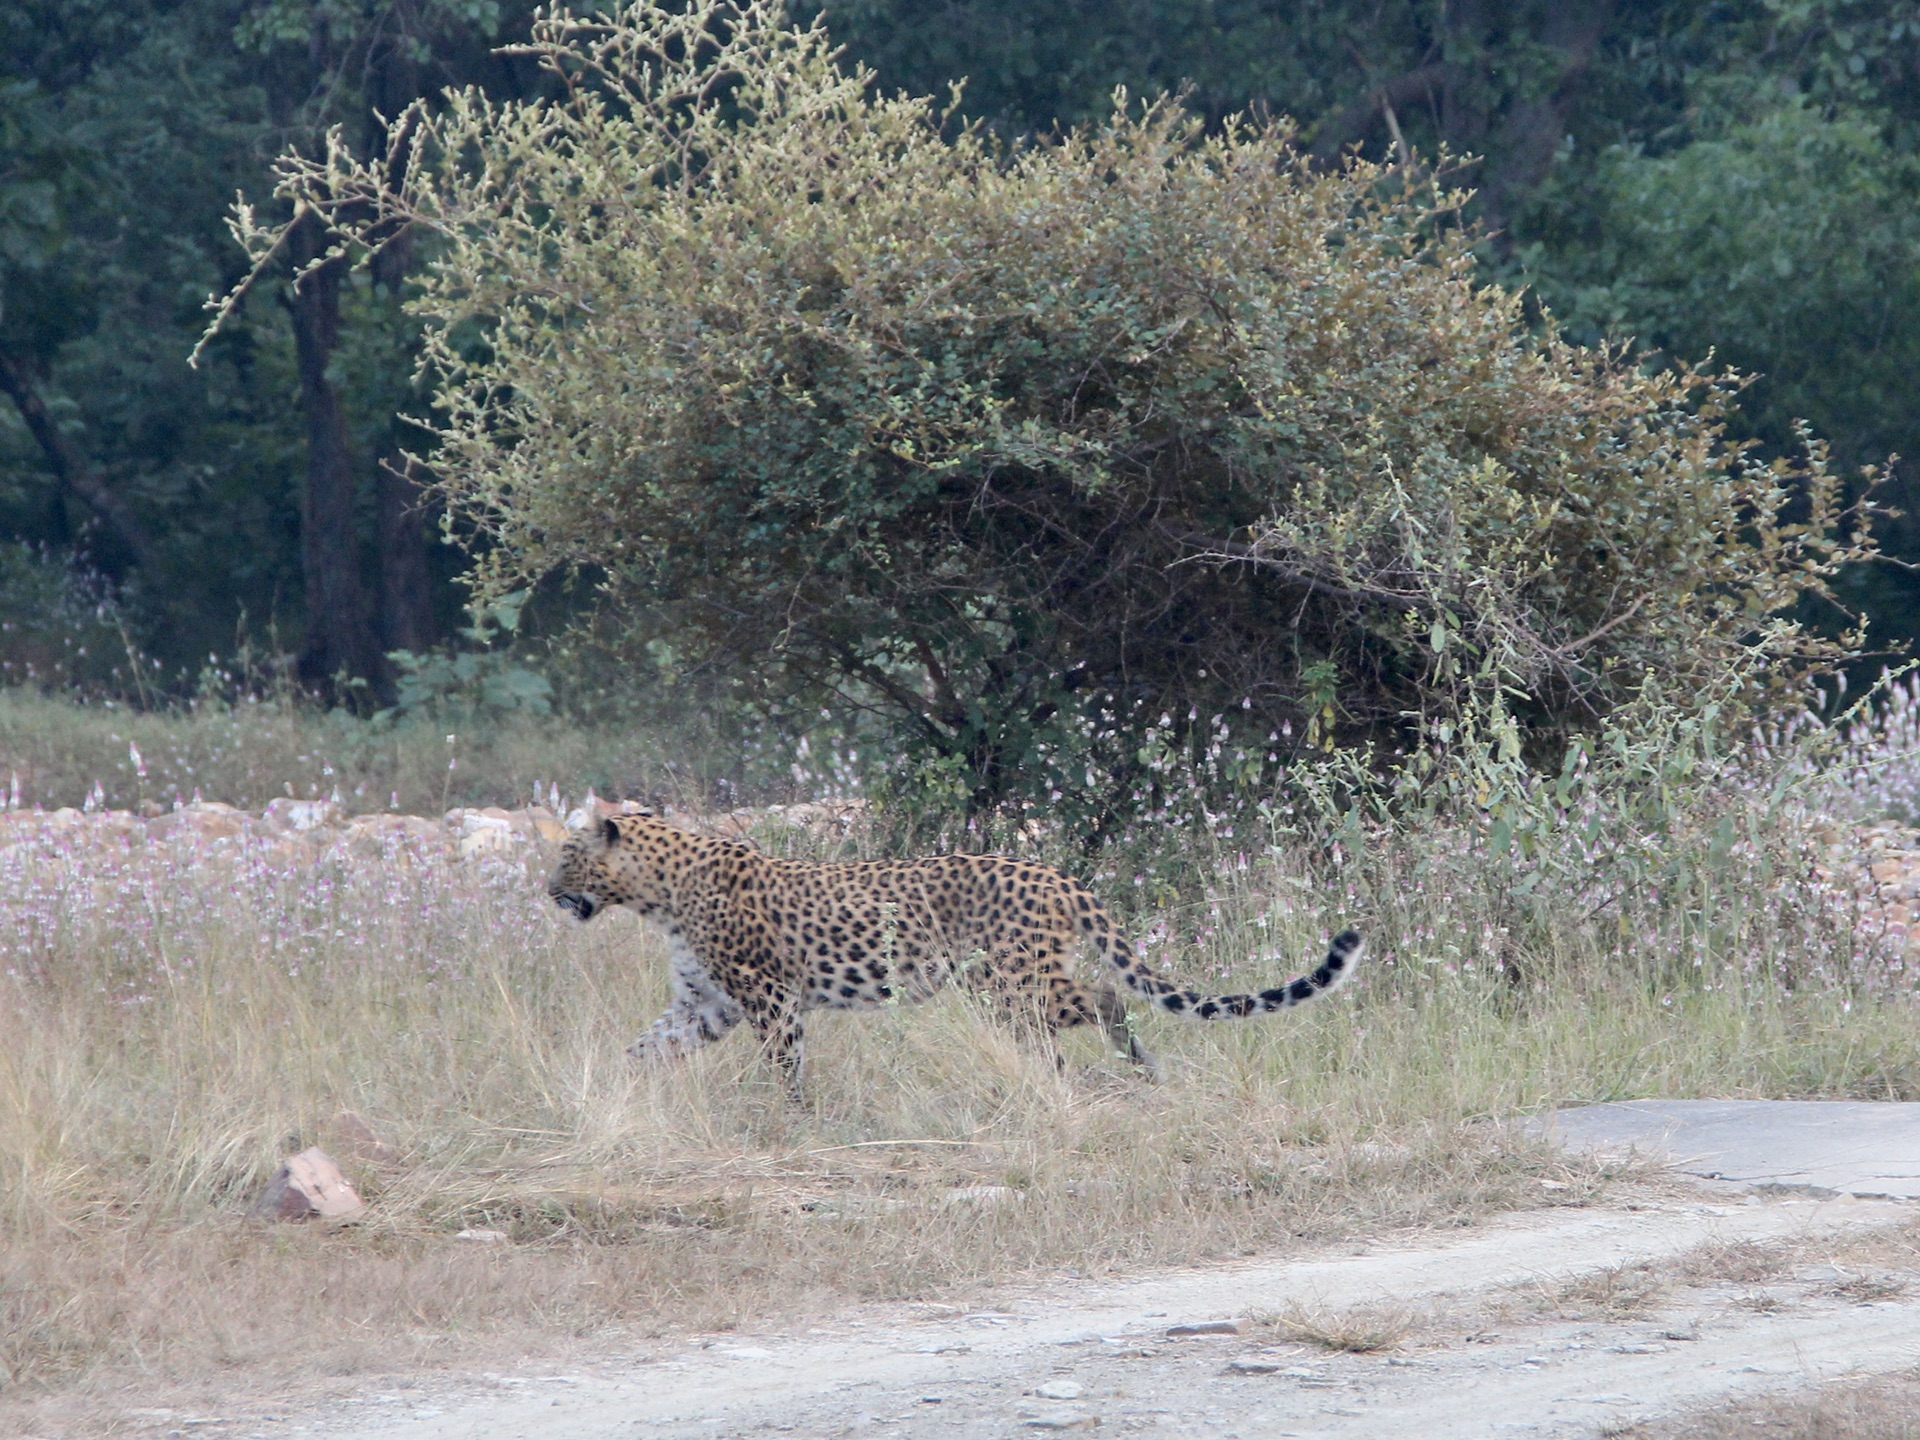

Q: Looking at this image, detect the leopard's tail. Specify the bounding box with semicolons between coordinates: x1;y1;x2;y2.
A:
1076;891;1362;1017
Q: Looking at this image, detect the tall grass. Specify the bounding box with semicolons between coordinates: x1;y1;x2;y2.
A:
3;799;1915;1401
0;685;812;815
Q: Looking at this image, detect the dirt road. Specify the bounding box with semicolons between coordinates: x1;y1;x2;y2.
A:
273;1193;1916;1440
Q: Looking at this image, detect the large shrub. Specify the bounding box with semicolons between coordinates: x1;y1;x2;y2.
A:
213;0;1876;833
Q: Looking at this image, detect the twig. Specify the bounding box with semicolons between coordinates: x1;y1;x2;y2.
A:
1546;599;1645;659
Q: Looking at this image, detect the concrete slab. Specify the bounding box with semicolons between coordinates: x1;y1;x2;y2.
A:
1539;1100;1920;1199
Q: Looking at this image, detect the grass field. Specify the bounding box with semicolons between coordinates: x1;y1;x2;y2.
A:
0;686;768;817
4;797;1916;1415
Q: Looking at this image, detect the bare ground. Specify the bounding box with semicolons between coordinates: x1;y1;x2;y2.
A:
79;1190;1917;1440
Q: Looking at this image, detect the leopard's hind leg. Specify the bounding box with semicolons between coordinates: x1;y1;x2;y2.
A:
1040;977;1158;1079
1028;937;1160;1080
1091;982;1160;1080
1029;901;1159;1079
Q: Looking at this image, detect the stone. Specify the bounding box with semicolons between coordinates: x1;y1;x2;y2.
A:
261;797;339;834
148;805;248;846
448;808;519;858
90;812;144;845
456;1228;510;1244
343;813;446;857
250;1147;365;1223
1034;1381;1082;1400
458;825;516;858
1227;1357;1283;1374
526;806;569;844
1023;1413;1099;1431
1166;1320;1240;1337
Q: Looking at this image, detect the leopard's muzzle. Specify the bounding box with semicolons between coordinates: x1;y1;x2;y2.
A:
551;890;602;922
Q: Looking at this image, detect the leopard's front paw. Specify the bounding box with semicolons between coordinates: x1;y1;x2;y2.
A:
627;1035;667;1062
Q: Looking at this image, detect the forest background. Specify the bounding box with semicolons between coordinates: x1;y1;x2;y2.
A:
3;0;1919;782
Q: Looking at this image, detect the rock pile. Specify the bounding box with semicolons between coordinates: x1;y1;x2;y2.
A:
0;797;568;862
0;792;872;866
1813;820;1920;961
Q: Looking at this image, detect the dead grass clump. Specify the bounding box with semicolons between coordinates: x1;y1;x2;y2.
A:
1612;1370;1920;1439
1256;1302;1413;1353
1821;1273;1907;1304
1674;1238;1791;1286
1547;1262;1672;1320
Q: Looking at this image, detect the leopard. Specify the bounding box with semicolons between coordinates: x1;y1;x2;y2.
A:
548;811;1363;1096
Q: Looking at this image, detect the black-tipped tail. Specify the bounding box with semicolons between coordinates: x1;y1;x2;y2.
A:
1139;928;1363;1020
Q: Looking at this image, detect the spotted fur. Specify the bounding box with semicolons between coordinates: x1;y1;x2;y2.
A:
549;812;1362;1095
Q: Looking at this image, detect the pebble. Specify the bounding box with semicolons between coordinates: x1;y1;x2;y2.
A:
1227;1357;1282;1374
1166;1319;1240;1337
1035;1381;1083;1400
1023;1414;1100;1431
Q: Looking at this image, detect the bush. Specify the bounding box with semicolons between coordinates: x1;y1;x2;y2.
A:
0;544;150;698
216;0;1877;838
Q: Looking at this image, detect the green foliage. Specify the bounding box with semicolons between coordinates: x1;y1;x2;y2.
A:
1513;0;1920;647
3;0;1915;712
232;0;509;57
797;0;1363;138
0;0;536;681
383;592;554;722
1527;102;1920;472
0;1;315;656
223;0;1878;836
1293;677;1804;950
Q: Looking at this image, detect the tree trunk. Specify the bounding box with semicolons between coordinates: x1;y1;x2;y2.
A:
285;214;383;695
1475;0;1613;249
369;228;438;656
0;345;155;574
1310;3;1614;251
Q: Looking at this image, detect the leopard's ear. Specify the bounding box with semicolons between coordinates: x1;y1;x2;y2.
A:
602;815;621;845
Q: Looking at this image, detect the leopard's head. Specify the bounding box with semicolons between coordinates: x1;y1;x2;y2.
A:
549;813;671;922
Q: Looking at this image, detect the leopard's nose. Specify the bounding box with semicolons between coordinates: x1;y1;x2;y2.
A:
554;892;599;921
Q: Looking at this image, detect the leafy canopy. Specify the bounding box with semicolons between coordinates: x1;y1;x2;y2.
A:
217;0;1877;828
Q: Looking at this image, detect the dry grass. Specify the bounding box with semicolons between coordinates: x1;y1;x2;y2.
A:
0;686;755;816
1821;1273;1907;1304
1547;1261;1674;1321
1481;1223;1920;1335
2;806;1918;1426
1673;1238;1791;1285
1614;1370;1920;1439
1255;1302;1414;1352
